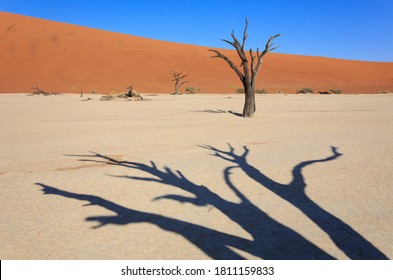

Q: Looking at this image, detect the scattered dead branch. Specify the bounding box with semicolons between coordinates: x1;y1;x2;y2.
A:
100;95;114;101
28;84;60;96
99;86;149;101
117;86;144;101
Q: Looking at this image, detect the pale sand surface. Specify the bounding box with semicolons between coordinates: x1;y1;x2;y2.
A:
0;93;392;259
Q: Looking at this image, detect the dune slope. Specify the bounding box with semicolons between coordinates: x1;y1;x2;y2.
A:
1;12;392;93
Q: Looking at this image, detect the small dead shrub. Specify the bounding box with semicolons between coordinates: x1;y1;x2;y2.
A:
185;87;200;94
378;90;391;94
330;89;342;94
255;88;268;94
296;88;314;94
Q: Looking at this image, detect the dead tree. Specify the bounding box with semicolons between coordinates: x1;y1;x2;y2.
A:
170;71;189;95
209;19;280;117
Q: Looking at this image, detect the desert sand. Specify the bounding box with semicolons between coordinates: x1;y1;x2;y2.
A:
1;11;393;94
0;93;392;259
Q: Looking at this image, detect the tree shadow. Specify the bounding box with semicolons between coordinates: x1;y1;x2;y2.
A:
35;149;341;259
193;109;242;117
200;144;388;260
34;145;388;259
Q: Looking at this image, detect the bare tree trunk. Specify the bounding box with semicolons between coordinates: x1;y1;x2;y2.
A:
174;80;181;95
243;84;256;117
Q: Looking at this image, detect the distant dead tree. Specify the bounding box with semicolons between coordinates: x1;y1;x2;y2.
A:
170;71;189;95
209;19;280;118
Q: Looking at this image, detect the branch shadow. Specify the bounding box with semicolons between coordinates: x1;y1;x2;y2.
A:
35;149;340;259
193;109;242;117
200;144;388;260
35;183;249;259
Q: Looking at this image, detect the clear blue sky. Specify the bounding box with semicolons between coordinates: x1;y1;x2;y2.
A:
1;0;392;61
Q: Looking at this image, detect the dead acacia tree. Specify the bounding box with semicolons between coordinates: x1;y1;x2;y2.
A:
170;71;189;95
209;19;280;117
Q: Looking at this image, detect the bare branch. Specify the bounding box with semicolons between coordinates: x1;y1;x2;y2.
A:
209;49;244;81
249;48;256;77
221;39;236;48
170;71;188;81
261;34;281;56
241;18;248;50
219;27;248;66
251;34;281;78
231;31;242;50
180;80;189;86
230;31;247;63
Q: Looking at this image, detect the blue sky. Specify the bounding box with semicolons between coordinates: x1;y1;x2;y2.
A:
1;0;392;61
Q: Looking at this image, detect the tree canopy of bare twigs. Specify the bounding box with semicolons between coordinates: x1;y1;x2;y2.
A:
209;19;280;117
170;71;189;95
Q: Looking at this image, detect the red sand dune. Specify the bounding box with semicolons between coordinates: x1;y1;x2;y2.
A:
1;12;392;94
